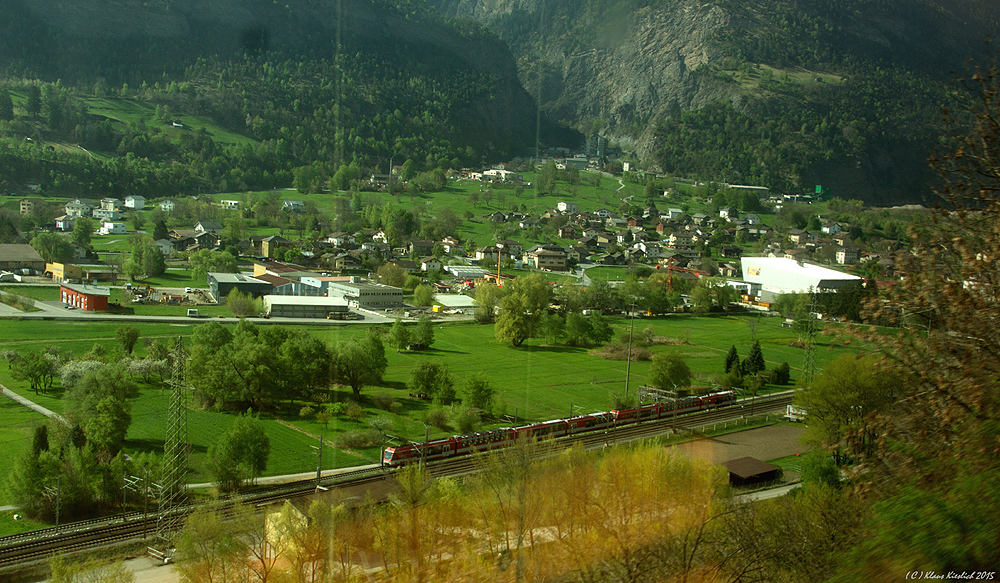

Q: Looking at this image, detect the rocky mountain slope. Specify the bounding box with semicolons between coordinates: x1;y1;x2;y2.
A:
427;0;1000;202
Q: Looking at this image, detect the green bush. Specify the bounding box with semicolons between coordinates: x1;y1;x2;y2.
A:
425;408;450;431
454;408;481;434
373;394;396;411
337;429;380;449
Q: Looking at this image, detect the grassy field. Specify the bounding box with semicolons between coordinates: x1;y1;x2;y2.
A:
136;267;205;290
82;97;257;147
0;313;862;490
584;266;631;281
90;235;134;253
126;386;371;483
0;286;60;302
0;398;48;506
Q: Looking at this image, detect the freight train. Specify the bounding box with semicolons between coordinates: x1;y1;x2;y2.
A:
382;390;737;466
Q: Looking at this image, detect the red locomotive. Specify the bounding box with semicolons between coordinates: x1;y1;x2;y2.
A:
382;391;736;466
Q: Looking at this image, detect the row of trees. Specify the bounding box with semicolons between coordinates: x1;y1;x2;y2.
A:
173;439;874;582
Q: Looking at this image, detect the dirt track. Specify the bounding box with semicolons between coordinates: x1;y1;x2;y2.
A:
668;424;809;464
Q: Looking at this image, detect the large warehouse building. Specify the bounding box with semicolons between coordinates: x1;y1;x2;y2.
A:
263;295;350;318
208;272;272;301
740;257;861;293
328;279;403;310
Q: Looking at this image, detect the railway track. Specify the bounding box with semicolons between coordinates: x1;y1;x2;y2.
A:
0;391;793;569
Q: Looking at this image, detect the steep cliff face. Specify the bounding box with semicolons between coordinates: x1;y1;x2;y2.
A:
428;0;1000;202
431;0;742;155
531;2;740;154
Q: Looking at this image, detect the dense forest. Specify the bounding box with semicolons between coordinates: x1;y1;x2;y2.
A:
0;0;550;198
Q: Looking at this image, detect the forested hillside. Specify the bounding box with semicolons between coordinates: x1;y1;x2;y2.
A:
0;0;543;198
427;0;1000;203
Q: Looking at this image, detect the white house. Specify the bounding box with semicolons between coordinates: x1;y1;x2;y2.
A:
155;239;175;258
195;221;223;235
743;213;762;226
100;221;126;235
326;232;356;246
220;200;240;211
54;215;75;231
557;201;578;213
65;199;93;217
719;208;735;221
125;195;146;209
421;257;442;272
482;169;520;182
821;221;842;235
283;200;305;212
159;200;176;212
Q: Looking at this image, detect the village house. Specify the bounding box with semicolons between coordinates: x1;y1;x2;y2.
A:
836;247;859;265
54;215;75;231
326;232;356;247
124;195;146;209
66;199;94;217
421;256;442;272
475;247;500;262
195;221;224;235
409;240;436;257
528;247;567;271
821;221;842;235
19;198;45;216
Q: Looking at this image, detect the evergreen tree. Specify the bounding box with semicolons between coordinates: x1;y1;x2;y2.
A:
745;340;766;375
724;345;739;374
0;88;13;121
25;85;40;117
31;425;49;456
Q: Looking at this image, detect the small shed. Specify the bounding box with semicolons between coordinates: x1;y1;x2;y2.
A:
721;457;781;487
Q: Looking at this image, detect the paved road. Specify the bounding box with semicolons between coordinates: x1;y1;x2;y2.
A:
735;482;803;503
1;384;67;425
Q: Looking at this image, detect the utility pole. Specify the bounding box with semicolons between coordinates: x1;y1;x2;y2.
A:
55;476;60;530
624;299;637;404
313;436;323;480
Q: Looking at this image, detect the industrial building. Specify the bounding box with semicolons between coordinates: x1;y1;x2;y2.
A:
0;244;46;272
740;257;861;293
263;295;350;318
46;263;83;283
208;273;272;301
328;279;403;310
60;283;110;311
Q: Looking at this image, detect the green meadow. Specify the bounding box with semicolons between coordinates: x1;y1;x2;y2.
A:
81;97;258;147
0;312;864;497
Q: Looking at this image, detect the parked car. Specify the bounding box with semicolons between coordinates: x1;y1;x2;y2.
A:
184;287;193;293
